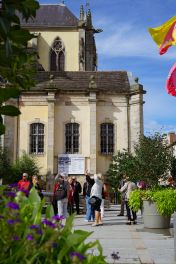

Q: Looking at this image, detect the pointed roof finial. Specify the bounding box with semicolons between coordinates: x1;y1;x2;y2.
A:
86;0;90;13
80;5;84;21
87;8;92;27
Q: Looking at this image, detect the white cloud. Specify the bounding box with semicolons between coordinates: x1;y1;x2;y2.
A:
95;21;176;60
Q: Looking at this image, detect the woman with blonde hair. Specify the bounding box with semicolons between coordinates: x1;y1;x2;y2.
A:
32;175;43;199
90;173;103;226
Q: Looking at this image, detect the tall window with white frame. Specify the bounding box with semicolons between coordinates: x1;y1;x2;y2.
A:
100;123;114;154
65;123;79;154
50;37;65;71
30;123;44;154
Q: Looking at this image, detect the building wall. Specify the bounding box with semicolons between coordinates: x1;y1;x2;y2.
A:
129;89;144;152
96;94;129;174
54;94;90;172
30;30;80;71
18;96;48;175
13;91;143;176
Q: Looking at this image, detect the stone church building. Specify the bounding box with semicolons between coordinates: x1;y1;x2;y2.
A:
4;3;145;177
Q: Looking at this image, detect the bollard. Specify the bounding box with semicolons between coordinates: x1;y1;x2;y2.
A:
174;212;176;261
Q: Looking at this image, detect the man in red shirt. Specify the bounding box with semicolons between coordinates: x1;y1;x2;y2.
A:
18;173;31;192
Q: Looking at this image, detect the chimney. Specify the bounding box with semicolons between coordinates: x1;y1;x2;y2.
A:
168;132;176;144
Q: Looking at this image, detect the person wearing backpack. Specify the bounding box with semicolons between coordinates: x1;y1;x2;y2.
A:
53;173;69;218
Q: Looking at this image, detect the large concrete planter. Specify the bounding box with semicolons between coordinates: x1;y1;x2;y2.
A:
143;200;171;228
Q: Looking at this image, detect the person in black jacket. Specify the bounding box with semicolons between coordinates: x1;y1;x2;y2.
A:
83;171;95;221
71;176;82;214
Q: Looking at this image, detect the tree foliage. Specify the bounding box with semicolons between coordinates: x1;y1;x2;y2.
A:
106;133;173;189
0;147;12;182
133;133;173;185
0;149;40;184
106;151;137;191
0;0;39;135
12;151;40;182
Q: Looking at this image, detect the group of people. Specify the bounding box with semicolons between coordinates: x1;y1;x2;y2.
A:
17;171;175;227
53;170;107;227
17;172;43;198
53;173;82;218
17;171;138;226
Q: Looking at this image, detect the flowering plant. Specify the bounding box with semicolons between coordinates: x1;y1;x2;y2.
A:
0;186;106;264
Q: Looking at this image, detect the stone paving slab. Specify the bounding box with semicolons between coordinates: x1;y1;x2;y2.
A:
73;205;176;264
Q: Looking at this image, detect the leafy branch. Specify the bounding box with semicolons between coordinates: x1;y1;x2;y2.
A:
0;0;39;134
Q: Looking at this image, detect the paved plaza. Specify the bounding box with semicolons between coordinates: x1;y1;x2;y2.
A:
74;205;176;264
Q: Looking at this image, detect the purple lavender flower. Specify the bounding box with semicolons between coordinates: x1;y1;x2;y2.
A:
51;242;58;248
6;191;16;198
9;183;18;188
29;224;42;235
36;229;43;235
30;224;40;229
7;219;16;225
0;215;4;220
42;219;57;229
18;188;29;196
7;218;21;225
26;234;33;241
70;252;86;261
6;201;19;210
12;235;20;241
52;215;64;221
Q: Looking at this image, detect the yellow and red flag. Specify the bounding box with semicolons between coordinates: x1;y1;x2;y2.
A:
148;16;176;55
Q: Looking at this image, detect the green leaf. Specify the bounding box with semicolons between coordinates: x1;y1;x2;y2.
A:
45;203;54;219
0;105;21;116
67;230;91;246
9;29;34;44
0;123;5;135
29;187;41;204
0;88;20;102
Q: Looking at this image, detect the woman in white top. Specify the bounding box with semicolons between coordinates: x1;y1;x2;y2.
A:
90;173;103;226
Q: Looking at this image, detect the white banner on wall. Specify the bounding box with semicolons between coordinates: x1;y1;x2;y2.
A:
58;154;85;175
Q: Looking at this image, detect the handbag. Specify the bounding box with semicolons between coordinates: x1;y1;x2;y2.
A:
88;196;98;206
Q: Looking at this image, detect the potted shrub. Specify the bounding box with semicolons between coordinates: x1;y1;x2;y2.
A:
107;133;176;228
129;188;176;228
131;133;176;228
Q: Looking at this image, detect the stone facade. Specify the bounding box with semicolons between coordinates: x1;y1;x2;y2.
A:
3;3;145;177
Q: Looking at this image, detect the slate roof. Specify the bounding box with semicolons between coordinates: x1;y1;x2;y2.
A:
31;71;133;93
20;4;79;28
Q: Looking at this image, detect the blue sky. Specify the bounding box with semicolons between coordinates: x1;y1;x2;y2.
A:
40;0;176;135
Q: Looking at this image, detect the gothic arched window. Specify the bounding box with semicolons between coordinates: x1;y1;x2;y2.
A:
65;123;79;153
50;37;65;71
30;123;44;154
100;123;114;154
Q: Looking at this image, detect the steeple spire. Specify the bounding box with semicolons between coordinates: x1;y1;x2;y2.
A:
85;0;90;14
80;5;84;21
86;8;92;28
